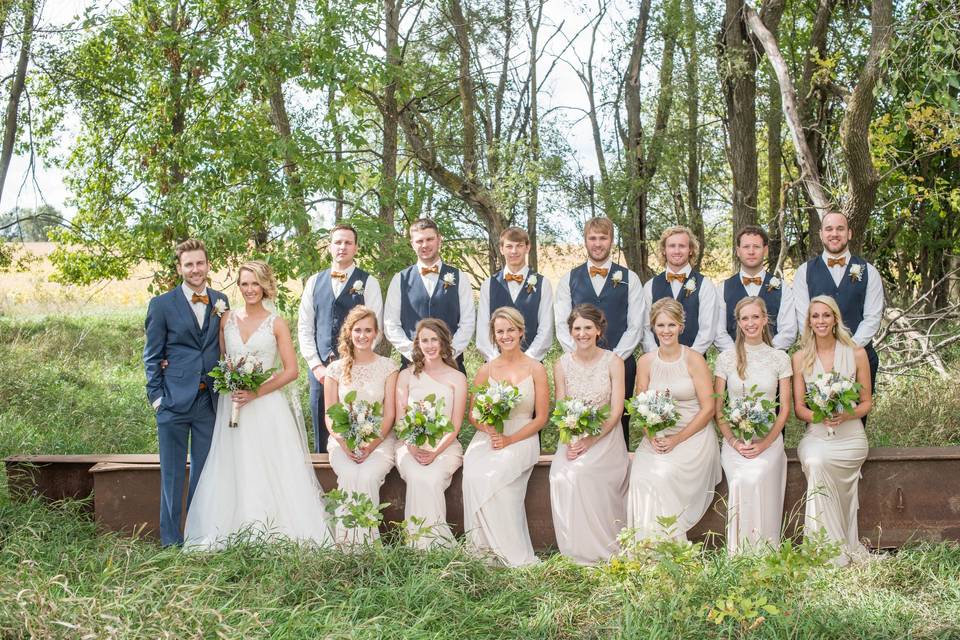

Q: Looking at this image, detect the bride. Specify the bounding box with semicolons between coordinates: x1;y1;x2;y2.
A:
184;260;332;549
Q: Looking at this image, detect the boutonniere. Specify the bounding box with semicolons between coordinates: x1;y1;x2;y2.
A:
611;271;624;288
525;274;538;293
766;276;782;292
213;299;227;317
849;264;863;282
683;278;697;297
350;280;364;296
442;272;456;290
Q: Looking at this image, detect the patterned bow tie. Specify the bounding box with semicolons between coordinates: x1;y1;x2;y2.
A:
742;276;763;286
827;256;847;268
504;272;524;283
330;271;347;282
666;272;686;284
420;264;440;276
588;266;608;278
191;293;209;305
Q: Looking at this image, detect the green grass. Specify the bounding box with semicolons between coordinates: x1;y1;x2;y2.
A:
2;312;960;638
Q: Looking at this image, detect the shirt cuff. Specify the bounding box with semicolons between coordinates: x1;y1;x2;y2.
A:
152;397;162;410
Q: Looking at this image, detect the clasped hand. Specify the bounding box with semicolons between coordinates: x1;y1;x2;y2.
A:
566;435;595;460
477;423;512;450
651;434;678;455
407;444;437;466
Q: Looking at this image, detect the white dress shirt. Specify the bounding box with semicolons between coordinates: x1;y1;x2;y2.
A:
182;282;209;330
476;265;555;362
383;260;476;359
296;265;383;370
553;258;644;359
793;250;885;346
641;264;718;354
714;269;798;351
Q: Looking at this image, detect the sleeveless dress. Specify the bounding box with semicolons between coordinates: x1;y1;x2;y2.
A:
184;313;332;549
798;343;870;565
715;344;791;553
326;355;399;545
549;351;630;565
395;371;465;549
627;347;721;541
462;375;540;567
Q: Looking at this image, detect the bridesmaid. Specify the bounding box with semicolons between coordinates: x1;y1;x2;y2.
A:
713;297;791;553
549;304;629;565
627;298;721;541
792;295;872;566
324;306;399;545
395;318;467;548
463;307;549;567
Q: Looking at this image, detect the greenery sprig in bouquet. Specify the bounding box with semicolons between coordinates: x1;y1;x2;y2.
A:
550;398;610;444
326;390;383;452
719;385;776;442
805;371;862;436
396;394;455;448
471;379;522;434
626;389;680;440
208;356;276;428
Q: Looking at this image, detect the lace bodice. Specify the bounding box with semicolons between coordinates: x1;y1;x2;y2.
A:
560;351;613;408
326;355;399;404
715;343;792;401
224;312;278;366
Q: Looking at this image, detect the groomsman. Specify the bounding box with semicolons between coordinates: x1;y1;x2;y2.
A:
476;226;554;362
642;225;718;354
143;239;228;546
715;225;797;351
384;217;475;373
297;223;383;453
554;216;644;445
794;212;884;390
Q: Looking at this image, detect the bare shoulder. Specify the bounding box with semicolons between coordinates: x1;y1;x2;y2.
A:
608;353;625;374
685;348;709;371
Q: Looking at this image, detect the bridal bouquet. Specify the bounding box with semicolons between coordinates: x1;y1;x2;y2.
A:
805;372;862;436
396;394;455;448
471;380;522;434
208;356;276;428
719;385;776;442
550;398;610;445
626;389;680;439
326;390;383;452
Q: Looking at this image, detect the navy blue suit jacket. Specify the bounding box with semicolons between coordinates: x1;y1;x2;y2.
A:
144;287;228;414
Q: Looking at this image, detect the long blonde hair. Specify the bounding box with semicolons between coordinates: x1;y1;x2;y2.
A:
796;295;858;375
733;296;773;380
336;305;379;384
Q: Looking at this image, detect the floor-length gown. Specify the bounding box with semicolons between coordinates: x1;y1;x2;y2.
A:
395;371;464;548
798;343;870;565
462;375;540;566
184;313;332;549
715;344;791;553
627;347;721;541
549;351;630;565
326;355;399;545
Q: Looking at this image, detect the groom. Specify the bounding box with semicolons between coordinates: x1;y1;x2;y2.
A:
143;239;229;546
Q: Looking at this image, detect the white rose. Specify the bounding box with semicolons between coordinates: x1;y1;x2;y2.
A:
241;360;255;374
768;276;781;289
684;279;697;293
526;275;538;287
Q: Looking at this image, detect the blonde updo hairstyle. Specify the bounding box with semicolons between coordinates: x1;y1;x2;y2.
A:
336;305;379;384
489;306;526;352
649;297;685;332
237;260;278;301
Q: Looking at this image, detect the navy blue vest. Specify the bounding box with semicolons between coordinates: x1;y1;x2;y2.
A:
489;270;542;351
723;272;782;339
805;255;868;335
650;270;705;347
313;267;370;361
568;262;629;349
400;263;462;339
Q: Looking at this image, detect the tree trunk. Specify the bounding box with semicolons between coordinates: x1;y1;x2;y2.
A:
683;0;704;265
766;66;783;270
380;0;401;241
841;0;894;252
744;4;833;223
328;84;345;222
0;0;35;205
525;0;543;272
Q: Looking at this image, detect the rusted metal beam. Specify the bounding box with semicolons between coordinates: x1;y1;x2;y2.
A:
8;448;960;549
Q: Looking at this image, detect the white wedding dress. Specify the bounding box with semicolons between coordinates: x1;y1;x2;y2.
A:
184;312;333;549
